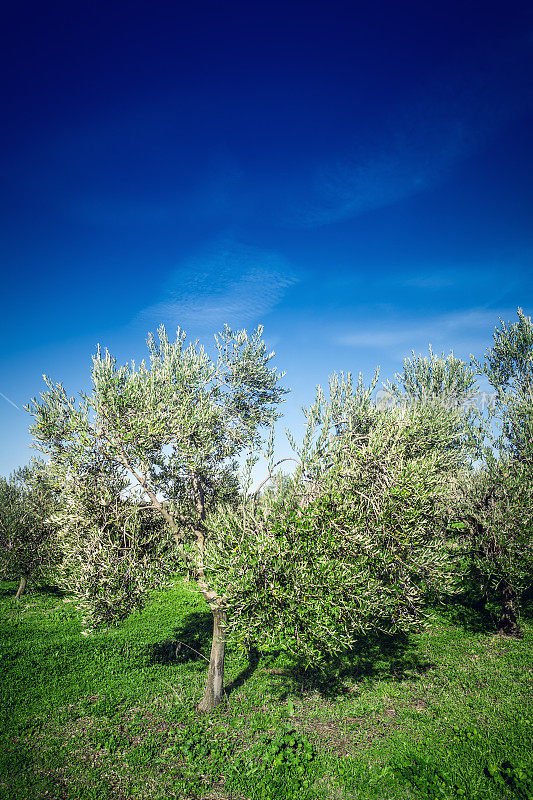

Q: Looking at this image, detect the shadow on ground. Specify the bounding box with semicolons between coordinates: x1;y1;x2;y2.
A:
0;582;68;599
520;587;533;620
147;612;435;702
147;581;532;702
147;614;264;697
434;591;501;634
148;610;213;665
263;630;436;701
34;583;68;598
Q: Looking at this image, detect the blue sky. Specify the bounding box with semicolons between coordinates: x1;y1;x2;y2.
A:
1;0;532;485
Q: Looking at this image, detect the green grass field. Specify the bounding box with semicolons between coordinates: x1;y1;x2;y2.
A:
1;578;532;800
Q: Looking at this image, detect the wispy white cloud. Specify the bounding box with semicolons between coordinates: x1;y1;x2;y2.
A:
335;307;514;356
401;274;457;289
285;36;533;228
289;123;469;228
135;240;299;330
383;252;532;295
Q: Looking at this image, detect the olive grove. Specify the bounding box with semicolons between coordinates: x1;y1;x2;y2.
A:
19;307;533;715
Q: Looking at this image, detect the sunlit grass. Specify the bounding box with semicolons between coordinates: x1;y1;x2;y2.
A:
1;578;532;799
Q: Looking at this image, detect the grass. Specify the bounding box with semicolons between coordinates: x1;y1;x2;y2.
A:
0;578;532;800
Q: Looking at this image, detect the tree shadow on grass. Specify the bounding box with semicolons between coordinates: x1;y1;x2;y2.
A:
432;583;533;634
0;581;67;599
520;586;533;621
147;613;264;694
264;630;436;701
224;645;262;696
434;591;500;634
226;630;434;702
147;612;435;702
148;610;214;665
34;583;68;598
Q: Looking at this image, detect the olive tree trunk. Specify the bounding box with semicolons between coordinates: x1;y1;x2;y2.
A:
499;581;522;637
197;608;227;712
15;575;28;600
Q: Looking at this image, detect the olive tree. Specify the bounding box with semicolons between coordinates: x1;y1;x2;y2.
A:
27;324;287;711
41;452;179;628
0;458;59;599
0;476;27;597
471;306;533;467
391;310;533;635
380;344;489;467
453;307;533;635
372;335;533;634
200;369;478;666
456;456;533;635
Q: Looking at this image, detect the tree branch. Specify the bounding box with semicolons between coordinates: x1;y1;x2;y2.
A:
252;458;301;505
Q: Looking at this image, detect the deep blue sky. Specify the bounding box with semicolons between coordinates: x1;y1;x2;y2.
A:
1;0;532;483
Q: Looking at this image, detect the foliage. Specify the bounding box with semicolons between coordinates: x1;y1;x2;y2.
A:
0;478;23;574
159;457;242;518
383;343;478;404
256;471;296;509
381;343;489;466
471;306;533;467
453;308;533;633
203;371;475;664
0;458;59;588
454;456;533;632
376;326;533;634
48;493;178;630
